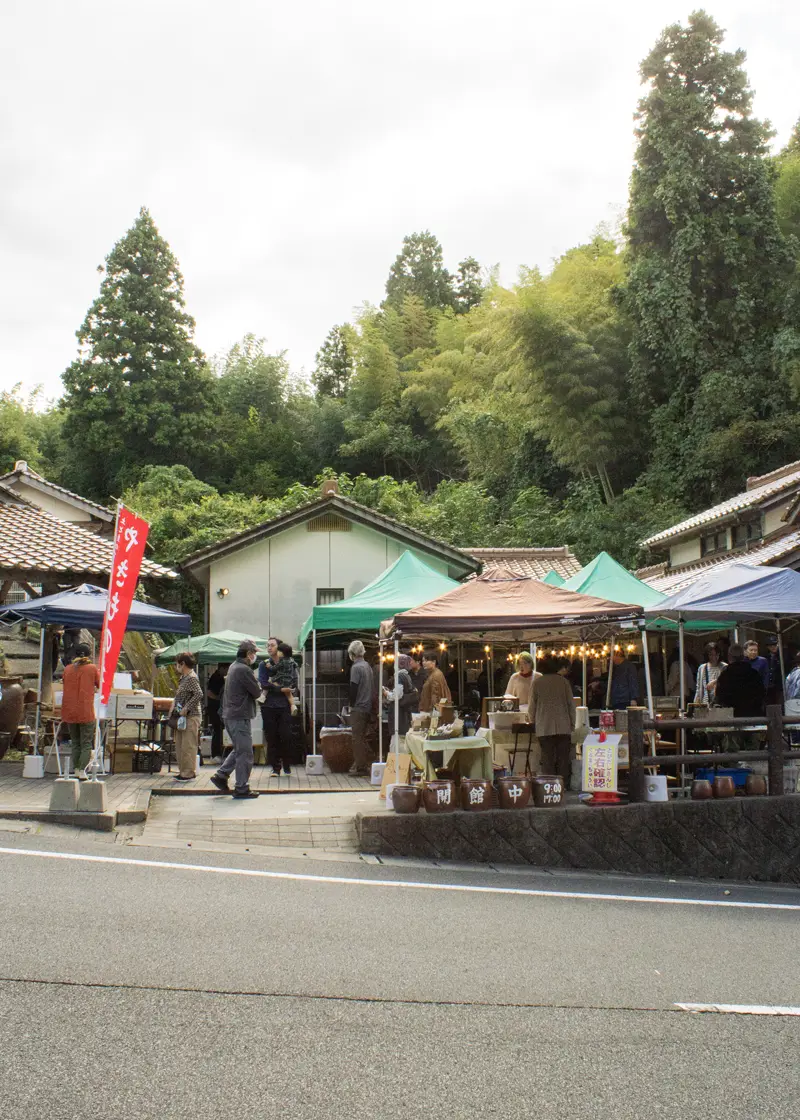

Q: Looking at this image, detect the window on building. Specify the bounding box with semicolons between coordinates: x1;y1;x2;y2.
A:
701;530;728;557
317;649;347;677
317;588;345;606
733;520;762;548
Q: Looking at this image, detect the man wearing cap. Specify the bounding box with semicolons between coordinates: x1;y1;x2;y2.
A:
211;641;261;799
765;636;784;707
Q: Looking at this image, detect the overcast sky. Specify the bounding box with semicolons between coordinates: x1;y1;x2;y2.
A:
2;1;798;403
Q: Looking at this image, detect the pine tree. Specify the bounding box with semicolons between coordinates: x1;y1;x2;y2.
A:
384;231;455;311
622;11;797;502
312;325;356;399
454;257;484;313
61;207;214;499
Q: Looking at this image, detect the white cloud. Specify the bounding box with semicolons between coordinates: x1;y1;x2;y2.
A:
1;0;798;400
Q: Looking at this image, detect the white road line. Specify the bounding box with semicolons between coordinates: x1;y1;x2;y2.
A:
676;1003;800;1017
1;846;799;911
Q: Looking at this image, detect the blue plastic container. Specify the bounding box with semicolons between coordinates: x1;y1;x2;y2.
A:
695;766;751;788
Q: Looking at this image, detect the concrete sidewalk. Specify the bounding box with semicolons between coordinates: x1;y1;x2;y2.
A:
135;789;390;855
0;760;375;830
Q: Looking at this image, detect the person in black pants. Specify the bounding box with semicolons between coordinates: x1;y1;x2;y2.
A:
259;642;298;776
206;663;229;763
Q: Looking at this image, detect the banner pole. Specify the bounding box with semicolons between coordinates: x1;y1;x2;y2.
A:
90;502;122;780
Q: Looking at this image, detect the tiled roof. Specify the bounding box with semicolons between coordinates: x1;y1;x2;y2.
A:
0;498;177;579
0;462;114;521
641;462;800;548
639;529;800;595
464;547;581;581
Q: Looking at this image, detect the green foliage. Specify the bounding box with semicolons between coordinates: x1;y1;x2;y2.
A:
0;387;61;476
61;207;214;499
454;257;485;313
384;231;456;311
312;325;356;399
622;11;797;503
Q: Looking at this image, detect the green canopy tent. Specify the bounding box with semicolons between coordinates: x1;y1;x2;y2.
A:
299;550;461;763
541;569;566;587
298;550;459;647
154;630;270;667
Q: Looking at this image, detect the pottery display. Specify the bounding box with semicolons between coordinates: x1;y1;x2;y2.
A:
533;774;563;808
422;779;456;813
459;778;493;812
496;775;532;810
318;727;353;773
713;775;736;799
0;677;25;760
691;779;714;800
745;774;767;797
391;784;422;814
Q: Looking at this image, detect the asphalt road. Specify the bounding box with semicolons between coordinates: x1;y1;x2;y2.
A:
1;828;799;1119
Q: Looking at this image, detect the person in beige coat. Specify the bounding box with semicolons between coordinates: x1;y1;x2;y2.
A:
529;657;576;785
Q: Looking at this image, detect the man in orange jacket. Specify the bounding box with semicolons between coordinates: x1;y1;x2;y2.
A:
61;643;100;778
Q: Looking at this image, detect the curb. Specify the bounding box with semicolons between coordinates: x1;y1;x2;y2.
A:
0;809;116;832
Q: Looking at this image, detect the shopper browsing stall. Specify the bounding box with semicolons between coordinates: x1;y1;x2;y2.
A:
420;651;451;712
529;657;576;786
171;652;203;781
694;642;727;706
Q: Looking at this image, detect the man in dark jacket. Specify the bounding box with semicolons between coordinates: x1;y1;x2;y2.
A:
715;644;766;717
211;641;261;798
259;642;298;777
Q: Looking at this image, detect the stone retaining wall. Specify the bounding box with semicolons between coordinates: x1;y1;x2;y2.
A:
357;795;800;884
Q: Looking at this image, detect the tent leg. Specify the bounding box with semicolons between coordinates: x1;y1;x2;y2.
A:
776;617;786;689
678;617;686;788
311;630;317;754
582;644;587;706
642;632;655;757
458;641;464;707
378;642;384;764
393;639;400;757
33;624;46;755
605;644;614;710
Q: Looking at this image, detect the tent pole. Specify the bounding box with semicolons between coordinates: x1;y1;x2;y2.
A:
33;623;45;755
311;629;317;754
488;646;494;696
642;631;654;721
458;641;464;707
378;642;384;764
776;617;786;691
582;643;587;706
605;642;614;709
661;636;668;698
678;616;687;787
393;638;400;758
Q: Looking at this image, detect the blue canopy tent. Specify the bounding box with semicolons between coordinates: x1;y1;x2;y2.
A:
0;583;191;634
643;562;800;709
0;584;191;753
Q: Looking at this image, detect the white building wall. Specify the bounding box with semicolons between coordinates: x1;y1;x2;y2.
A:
207;520;450;646
669;538;703;567
12;481;94;523
763;505;788;536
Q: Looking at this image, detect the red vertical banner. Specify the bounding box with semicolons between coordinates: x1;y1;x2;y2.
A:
99;505;150;706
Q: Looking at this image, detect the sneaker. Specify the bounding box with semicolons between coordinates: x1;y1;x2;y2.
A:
282;768;292;775
232;789;259;799
174;775;194;782
271;768;281;777
210;756;223;765
210;774;230;793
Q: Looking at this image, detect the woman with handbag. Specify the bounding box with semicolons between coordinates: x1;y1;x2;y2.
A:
694;642;727;706
170;652;204;781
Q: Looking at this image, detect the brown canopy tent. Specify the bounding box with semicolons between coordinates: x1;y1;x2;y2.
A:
384;566;640;643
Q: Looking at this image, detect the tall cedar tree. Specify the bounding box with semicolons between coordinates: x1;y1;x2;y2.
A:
312;325;356;398
61;208;214;499
623;11;796;504
384;231;455;311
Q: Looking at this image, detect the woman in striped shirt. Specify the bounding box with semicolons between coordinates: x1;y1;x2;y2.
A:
172;652;204;780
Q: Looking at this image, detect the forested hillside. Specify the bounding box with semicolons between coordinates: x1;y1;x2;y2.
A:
3;12;799;570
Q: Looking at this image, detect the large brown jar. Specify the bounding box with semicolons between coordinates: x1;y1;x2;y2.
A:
745;774;767;797
319;728;353;773
0;677;25;760
391;785;421;814
691;779;713;800
497;775;532;810
459;778;493;811
713;775;736;798
422;780;456;813
533;775;563;808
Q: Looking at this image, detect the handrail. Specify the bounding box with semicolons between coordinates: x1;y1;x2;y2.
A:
627;705;795;801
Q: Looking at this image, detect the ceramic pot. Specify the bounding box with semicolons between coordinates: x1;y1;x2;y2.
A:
496;775;532;810
318;728;353;773
533;774;563;808
745;774;767;797
713;775;736;799
0;678;25;760
459;778;493;812
391;784;421;814
691;779;713;801
422;780;456;813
